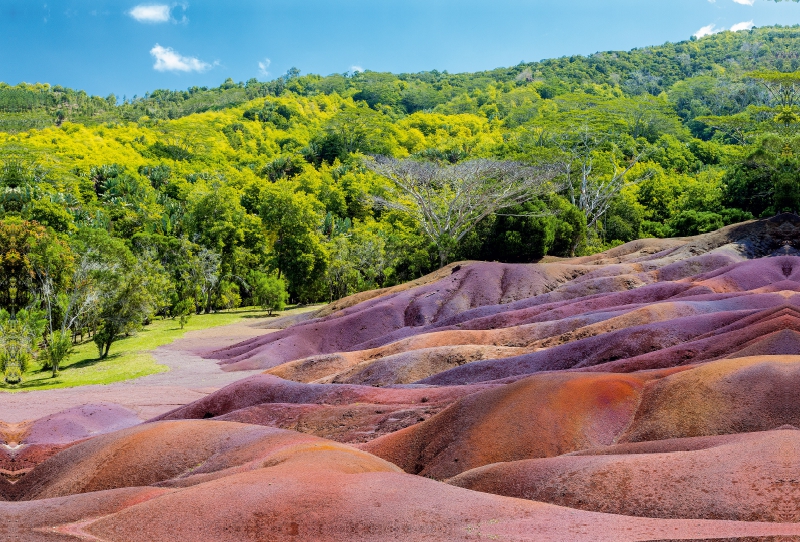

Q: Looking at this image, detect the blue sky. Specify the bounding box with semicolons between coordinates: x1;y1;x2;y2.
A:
1;0;800;98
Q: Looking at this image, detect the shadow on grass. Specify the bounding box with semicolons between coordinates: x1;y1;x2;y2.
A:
0;353;121;390
65;352;122;371
237;305;318;319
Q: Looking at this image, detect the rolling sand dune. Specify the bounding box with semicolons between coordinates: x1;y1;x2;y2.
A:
449;428;800;522
6;216;800;540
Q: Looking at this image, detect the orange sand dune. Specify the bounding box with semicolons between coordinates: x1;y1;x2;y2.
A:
360;371;670;479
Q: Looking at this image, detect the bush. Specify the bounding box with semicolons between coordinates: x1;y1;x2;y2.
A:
640;220;673;238
40;330;74;377
250;272;289;315
667;210;725;237
719;208;754;225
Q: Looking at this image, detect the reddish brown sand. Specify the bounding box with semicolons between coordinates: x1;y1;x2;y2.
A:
4;217;800;540
10;467;800;541
360;371;662;479
449;428;800;522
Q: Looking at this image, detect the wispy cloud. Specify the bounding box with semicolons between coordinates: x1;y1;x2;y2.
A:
350;65;364;73
695;20;755;39
129;4;171;23
150;44;211;72
730;20;755;31
732;0;755;5
258;58;271;77
694;24;718;38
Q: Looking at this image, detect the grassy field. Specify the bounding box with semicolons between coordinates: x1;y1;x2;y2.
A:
0;306;310;392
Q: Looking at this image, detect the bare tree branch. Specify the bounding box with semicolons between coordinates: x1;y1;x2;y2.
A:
364;156;559;267
559;132;651;232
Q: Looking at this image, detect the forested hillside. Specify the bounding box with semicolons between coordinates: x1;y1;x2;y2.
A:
1;25;800;370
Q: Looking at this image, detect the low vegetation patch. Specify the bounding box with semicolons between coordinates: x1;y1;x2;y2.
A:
0;307;282;391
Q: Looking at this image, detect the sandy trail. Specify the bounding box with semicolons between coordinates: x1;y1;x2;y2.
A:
0;319;277;423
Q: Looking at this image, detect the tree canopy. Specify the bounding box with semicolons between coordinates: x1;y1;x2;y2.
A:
2;25;800;381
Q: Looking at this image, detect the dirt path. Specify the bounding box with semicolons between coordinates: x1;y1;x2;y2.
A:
0;319;278;423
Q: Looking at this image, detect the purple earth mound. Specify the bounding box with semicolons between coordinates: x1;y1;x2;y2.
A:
4;216;800;540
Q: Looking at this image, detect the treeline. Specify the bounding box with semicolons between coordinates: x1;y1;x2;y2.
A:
4;26;800;128
0;26;799;373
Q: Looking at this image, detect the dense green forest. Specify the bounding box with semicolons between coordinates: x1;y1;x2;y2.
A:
1;25;800;377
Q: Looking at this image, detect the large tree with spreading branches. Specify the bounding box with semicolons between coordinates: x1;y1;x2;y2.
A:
364;156;559;267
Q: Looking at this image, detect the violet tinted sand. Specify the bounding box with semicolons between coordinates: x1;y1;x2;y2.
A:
6;217;800;540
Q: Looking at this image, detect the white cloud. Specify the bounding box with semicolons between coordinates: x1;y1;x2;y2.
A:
150;44;211;72
732;0;755;5
730;20;755;31
129;4;171;23
350;65;364;73
258;58;271;76
694;24;718;38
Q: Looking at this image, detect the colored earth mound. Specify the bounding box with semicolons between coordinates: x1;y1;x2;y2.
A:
6;216;800;540
449;428;800;522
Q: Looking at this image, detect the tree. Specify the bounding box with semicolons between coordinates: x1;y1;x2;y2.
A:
193;248;221;314
323;224;392;300
0;218;73;312
695;113;756;146
186;185;248;276
306;105;397;165
724;135;800;216
457;196;587;262
174;298;194;329
38;330;74;378
70;230;163;359
36;281;95;377
561;131;651;236
0;308;46;385
667;210;725;236
747;70;800;129
259;182;327;301
364;156;558;267
93;266;157;358
324;236;361;301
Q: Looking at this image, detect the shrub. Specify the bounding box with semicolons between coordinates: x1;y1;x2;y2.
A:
250;272;289;315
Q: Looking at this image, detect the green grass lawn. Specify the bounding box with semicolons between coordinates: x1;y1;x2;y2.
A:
0;306;316;392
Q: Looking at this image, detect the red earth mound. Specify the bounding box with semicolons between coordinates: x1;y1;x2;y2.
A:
77;469;800;542
8;420;798;541
203;217;800;390
0;403;142;482
619;355;800;442
360;370;681;479
449;428;800;522
11;420;400;501
21;403;141;446
9;461;800;541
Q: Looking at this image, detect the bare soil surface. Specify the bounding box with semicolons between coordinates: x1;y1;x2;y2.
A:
6;220;800;539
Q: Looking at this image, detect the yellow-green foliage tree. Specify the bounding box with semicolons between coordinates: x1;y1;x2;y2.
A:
0;25;799;323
